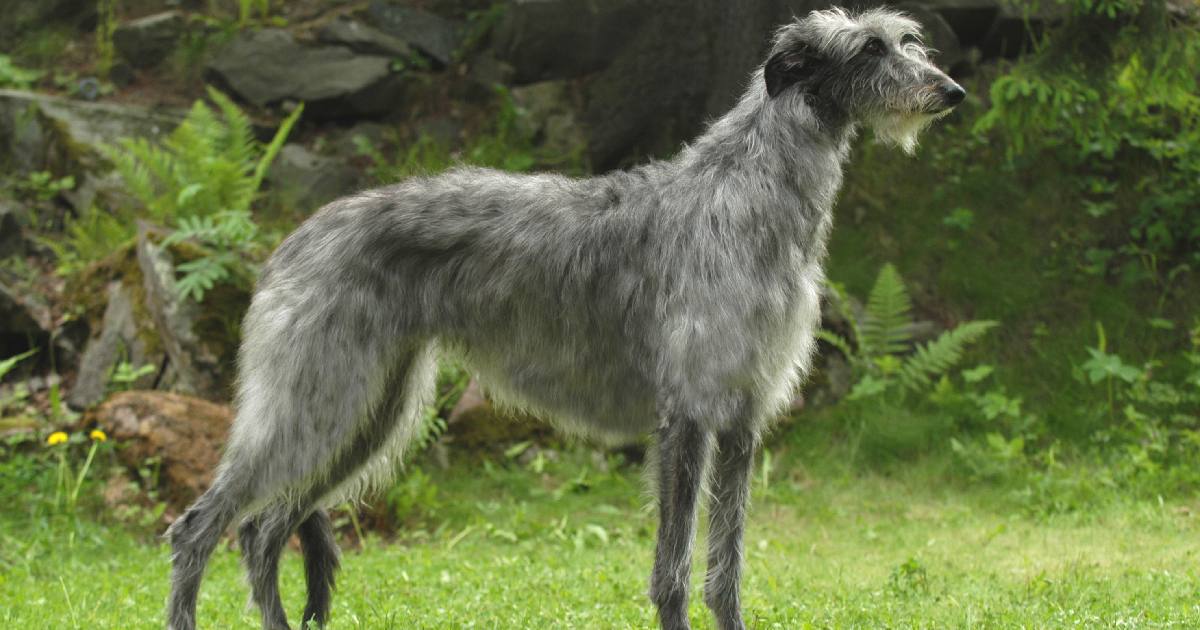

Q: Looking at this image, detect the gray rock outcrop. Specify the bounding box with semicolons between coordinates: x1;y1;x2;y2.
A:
205;29;408;119
113;11;186;69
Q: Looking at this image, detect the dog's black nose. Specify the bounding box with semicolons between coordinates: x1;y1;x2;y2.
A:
941;83;966;106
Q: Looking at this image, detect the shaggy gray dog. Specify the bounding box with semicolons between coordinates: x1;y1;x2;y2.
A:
166;8;964;630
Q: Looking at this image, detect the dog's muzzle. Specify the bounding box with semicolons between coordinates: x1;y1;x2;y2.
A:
937;81;965;110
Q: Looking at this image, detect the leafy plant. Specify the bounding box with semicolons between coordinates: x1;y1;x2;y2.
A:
237;0;273;26
974;0;1200;276
46;429;109;516
96;0;117;77
357;86;542;184
0;54;43;89
0;349;36;382
822;263;997;400
42;206;134;276
109;361;156;392
888;557;929;595
101;87;303;300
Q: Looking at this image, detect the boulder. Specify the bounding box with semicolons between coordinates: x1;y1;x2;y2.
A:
266;143;362;211
135;225;224;400
0;89;181;175
366;1;462;67
491;0;647;84
445;378;550;451
896;2;965;72
205;29;408;120
981;1;1066;59
510;81;587;160
576;0;793;169
918;0;1001;49
0;200;24;259
463;52;515;101
68;282;160;410
113;10;186;69
318;16;414;59
1;0;96;45
0;279;53;358
87;390;232;508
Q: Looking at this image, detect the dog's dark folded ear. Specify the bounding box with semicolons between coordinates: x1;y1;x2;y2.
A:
764;44;824;98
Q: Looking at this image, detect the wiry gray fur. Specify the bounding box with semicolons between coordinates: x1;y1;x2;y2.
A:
165;8;963;630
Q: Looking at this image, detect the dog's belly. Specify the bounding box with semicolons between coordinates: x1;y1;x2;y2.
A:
452;334;660;444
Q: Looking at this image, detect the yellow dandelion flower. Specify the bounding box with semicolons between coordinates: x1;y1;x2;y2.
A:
46;431;68;446
89;429;107;442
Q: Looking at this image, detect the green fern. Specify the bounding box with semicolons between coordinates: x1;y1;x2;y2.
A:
897;320;999;391
859;263;913;358
93;88;303;300
42;206;136;276
822;263;997;399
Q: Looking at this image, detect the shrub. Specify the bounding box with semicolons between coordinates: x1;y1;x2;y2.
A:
70;87;304;300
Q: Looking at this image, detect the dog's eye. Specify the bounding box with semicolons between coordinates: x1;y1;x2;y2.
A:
863;38;885;56
900;33;921;46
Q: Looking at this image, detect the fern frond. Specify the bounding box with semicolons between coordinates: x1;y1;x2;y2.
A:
206;86;256;170
174;255;231;302
816;330;853;360
859;263;913;359
250;102;304;196
897;320;998;392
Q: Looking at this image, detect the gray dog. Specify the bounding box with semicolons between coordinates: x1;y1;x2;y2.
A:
166;8;964;630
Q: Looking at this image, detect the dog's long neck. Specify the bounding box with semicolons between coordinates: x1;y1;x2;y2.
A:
672;75;857;254
681;76;855;183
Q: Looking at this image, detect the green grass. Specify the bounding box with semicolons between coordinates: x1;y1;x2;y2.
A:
2;446;1199;629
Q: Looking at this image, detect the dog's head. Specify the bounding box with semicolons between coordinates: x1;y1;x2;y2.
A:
764;8;964;153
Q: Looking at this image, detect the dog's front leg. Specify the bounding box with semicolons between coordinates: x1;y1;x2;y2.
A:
703;426;758;630
649;416;711;630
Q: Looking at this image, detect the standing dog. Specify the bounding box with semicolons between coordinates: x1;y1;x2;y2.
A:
166;8;964;630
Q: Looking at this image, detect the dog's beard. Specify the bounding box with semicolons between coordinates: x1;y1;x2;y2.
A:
870;111;945;155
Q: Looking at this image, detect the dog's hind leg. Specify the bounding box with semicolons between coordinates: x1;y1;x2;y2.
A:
167;470;255;630
235;342;437;629
238;506;299;630
236;507;337;629
296;509;338;627
703;426;758;630
649;416;713;630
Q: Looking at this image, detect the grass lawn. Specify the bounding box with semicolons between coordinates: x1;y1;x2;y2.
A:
2;446;1199;629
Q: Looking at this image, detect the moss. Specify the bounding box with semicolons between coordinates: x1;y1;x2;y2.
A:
63;235;252;393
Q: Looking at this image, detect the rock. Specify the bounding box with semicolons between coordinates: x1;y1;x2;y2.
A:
113;11;186;69
135;225;223;400
367;1;462;67
266;144;361;211
447;378;486;425
0;200;24;259
464;52;515;101
576;1;786;169
919;0;1001;49
318;16;414;58
510;81;587;159
0;89;181;175
205;29;408;120
445;379;550;450
2;0;96;45
981;1;1066;59
0;279;53;358
492;0;646;84
329;120;392;158
896;2;964;72
87;390;232;508
68;282;160;410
